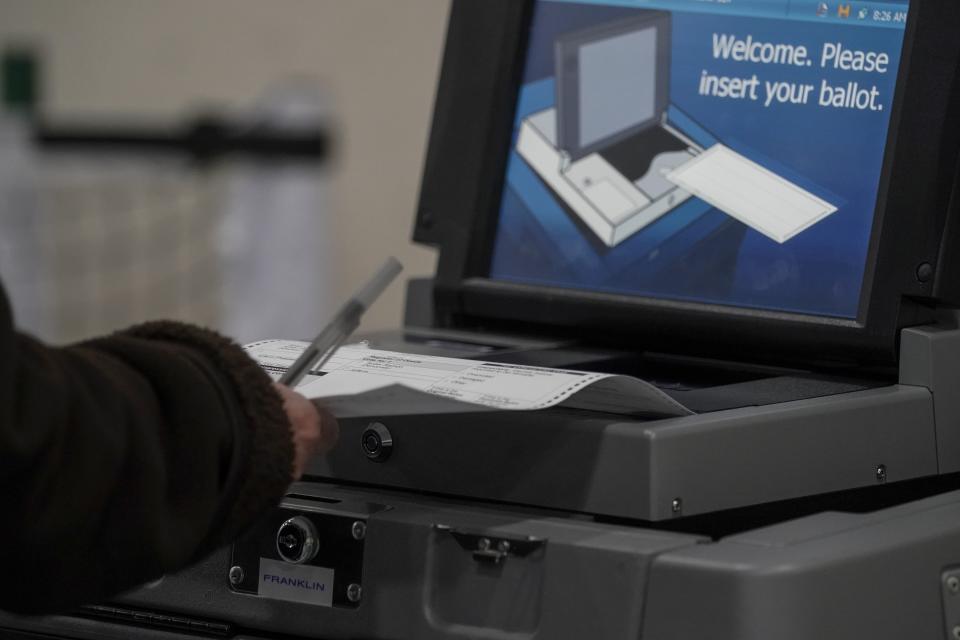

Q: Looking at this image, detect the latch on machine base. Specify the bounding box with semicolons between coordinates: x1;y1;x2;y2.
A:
434;524;546;565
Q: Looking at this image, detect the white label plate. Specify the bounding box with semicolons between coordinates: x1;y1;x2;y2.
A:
258;557;334;607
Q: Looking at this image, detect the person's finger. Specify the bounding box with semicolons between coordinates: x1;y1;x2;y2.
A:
273;383;338;480
312;401;339;454
274;384;316;478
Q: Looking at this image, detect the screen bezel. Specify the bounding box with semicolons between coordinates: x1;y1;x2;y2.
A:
555;11;671;161
418;0;960;367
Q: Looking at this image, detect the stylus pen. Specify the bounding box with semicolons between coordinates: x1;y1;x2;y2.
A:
279;257;403;388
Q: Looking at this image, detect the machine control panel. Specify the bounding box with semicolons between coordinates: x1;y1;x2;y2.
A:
229;497;384;608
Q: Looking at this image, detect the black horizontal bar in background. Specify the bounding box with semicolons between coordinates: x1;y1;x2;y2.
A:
32;115;332;164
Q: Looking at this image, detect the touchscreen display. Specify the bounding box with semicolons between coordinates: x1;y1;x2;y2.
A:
488;0;911;319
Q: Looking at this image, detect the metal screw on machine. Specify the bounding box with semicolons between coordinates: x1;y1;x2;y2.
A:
228;566;244;586
876;464;887;483
941;570;960;637
361;422;394;462
347;583;363;603
671;498;683;515
351;520;367;541
948;576;960;594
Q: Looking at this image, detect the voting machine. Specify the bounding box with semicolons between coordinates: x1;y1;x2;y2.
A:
6;0;960;638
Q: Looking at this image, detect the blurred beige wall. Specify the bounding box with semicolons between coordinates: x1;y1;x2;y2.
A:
0;0;450;332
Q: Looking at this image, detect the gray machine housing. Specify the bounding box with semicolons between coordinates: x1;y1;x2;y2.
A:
5;0;960;637
3;310;960;640
308;310;960;522
3;476;960;639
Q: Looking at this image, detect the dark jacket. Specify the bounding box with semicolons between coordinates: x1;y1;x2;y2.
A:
0;285;294;614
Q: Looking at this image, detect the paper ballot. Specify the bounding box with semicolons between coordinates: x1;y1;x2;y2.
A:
245;340;692;419
666;144;838;244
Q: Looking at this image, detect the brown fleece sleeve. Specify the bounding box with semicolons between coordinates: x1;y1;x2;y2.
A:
0;284;293;614
118;321;294;550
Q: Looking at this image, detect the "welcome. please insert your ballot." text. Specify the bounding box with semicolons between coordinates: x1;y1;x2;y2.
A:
698;34;891;111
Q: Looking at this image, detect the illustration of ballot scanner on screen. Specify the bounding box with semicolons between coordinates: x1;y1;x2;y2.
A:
515;11;838;247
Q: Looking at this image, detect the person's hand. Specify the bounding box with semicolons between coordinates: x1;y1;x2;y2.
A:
274;383;339;480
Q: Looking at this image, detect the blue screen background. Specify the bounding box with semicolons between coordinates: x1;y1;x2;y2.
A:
488;0;908;318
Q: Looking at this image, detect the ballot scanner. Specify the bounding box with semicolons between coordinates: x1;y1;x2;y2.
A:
5;0;960;638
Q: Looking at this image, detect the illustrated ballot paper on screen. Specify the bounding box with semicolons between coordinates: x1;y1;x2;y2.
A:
515;11;837;247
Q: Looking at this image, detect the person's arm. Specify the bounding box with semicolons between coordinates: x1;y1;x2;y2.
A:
0;287;303;614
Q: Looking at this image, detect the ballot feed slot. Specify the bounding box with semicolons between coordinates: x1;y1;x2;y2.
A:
359;327;881;411
313;329;924;522
363;329;876;410
465;343;884;413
